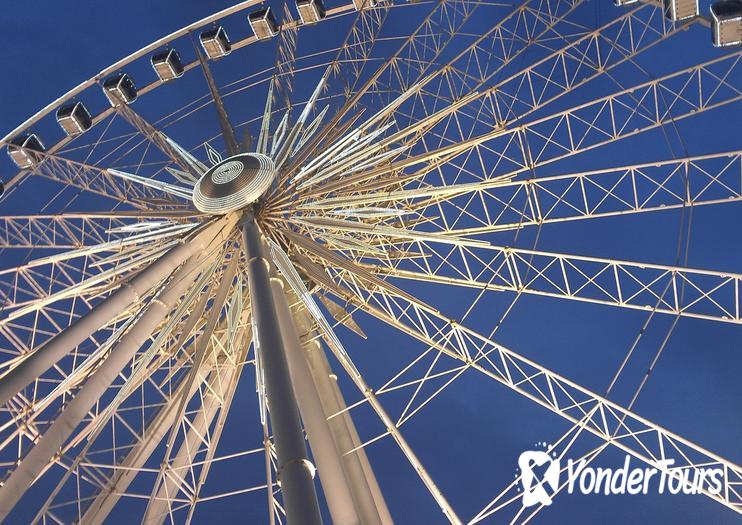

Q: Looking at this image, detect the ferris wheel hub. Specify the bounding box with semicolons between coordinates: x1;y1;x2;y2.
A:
192;153;276;214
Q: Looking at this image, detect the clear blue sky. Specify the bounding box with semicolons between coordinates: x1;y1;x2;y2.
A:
0;1;740;524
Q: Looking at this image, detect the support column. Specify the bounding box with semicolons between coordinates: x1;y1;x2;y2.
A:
82;359;215;525
144;365;238;525
270;277;360;525
0;252;211;522
304;338;394;525
0;217;234;408
241;215;323;525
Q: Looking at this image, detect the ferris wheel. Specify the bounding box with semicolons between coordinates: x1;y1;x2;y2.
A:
0;0;740;523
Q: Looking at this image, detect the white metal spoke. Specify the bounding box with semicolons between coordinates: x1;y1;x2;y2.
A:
365;244;742;323
0;1;738;522
315;263;742;513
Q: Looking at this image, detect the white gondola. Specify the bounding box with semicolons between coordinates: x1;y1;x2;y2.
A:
352;0;376;9
613;0;639;5
249;8;278;39
200;27;231;59
7;134;45;169
711;0;742;47
664;0;698;21
56;102;92;137
151;49;184;81
297;0;326;24
102;73;137;106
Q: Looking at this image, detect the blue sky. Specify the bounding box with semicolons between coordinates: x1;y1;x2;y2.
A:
0;1;740;524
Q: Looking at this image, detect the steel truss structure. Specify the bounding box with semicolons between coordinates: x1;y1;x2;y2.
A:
0;0;739;523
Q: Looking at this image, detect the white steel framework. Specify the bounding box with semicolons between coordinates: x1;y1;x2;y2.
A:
0;0;739;524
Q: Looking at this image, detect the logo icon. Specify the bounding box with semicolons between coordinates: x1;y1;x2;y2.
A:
515;442;724;508
518;449;560;507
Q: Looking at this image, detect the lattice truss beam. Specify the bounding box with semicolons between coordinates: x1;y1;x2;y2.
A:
288;50;742;245
283;2;693;211
29;149;186;210
282;156;742;324
418;151;742;232
2;247;264;525
363;237;742;324
295;257;742;515
0;213;193;249
0;0;738;522
297;150;742;228
0;216;201;360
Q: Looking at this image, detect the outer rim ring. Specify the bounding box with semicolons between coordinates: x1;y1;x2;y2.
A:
0;0;404;192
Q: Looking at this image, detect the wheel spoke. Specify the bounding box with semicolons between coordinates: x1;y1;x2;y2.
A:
316;262;742;513
364;243;742;323
0;1;738;522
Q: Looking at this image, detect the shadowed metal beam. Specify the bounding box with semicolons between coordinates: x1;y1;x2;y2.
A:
0;251;214;521
270;275;361;525
0;216;235;410
242;213;323;525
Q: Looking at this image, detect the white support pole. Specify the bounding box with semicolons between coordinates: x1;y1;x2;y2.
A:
303;338;394;525
270;277;361;525
144;364;238;525
321;339;461;525
0;252;211;522
241;215;323;525
81;361;215;525
0;217;233;409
